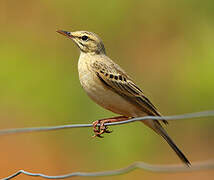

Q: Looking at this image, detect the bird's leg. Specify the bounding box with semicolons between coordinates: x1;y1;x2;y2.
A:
92;116;130;138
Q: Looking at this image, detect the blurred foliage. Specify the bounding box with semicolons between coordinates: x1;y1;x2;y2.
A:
0;0;214;179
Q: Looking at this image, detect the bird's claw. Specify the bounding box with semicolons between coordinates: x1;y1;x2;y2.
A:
92;120;112;138
92;116;129;138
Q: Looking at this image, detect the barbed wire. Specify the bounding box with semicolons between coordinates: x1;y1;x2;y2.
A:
0;111;214;136
1;110;214;179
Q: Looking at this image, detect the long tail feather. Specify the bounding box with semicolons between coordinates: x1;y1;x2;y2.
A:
154;122;191;166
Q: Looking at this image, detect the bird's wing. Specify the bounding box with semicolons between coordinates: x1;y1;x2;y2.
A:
92;61;168;124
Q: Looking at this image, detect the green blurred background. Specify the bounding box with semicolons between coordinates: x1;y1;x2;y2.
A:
0;0;214;179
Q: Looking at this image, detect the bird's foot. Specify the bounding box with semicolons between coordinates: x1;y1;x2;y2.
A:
92;116;130;138
92;120;113;138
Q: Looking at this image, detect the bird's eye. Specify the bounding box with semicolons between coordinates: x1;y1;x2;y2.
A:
81;35;88;41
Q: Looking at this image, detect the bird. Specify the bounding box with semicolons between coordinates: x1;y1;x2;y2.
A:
56;29;190;166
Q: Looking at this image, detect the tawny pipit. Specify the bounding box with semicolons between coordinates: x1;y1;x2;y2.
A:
57;30;190;166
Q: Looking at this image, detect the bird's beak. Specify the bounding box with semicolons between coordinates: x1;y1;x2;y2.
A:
56;30;73;39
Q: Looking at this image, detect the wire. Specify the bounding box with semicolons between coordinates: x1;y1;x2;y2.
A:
0;111;213;136
3;160;214;179
1;110;214;179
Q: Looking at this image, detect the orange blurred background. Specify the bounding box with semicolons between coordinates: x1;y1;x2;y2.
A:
0;0;214;179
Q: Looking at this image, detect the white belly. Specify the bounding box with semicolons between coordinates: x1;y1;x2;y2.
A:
78;55;143;117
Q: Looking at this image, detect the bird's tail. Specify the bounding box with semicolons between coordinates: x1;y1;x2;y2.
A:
144;120;191;166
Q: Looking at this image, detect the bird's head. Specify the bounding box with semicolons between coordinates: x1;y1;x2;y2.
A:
57;30;106;54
